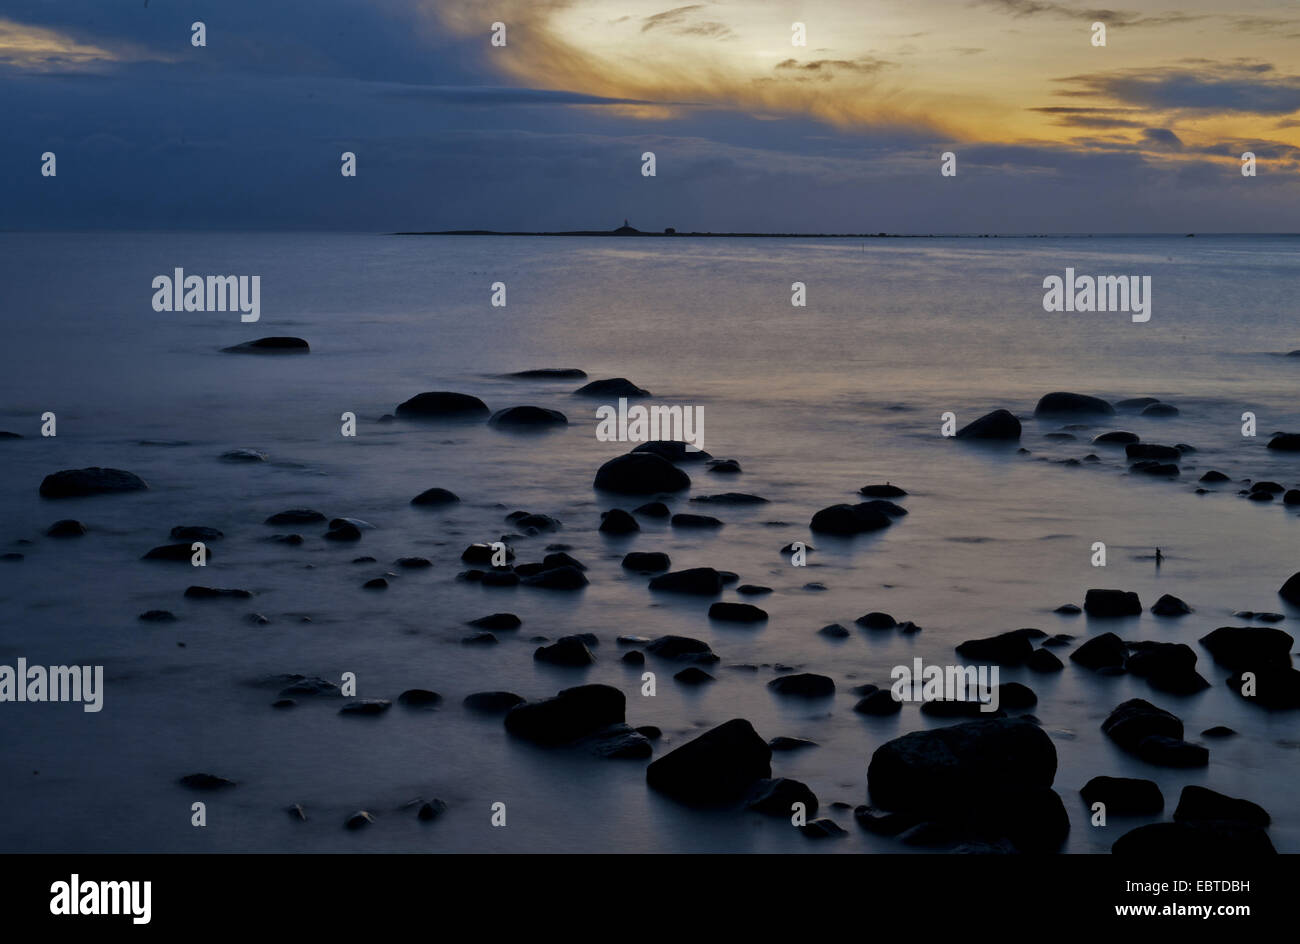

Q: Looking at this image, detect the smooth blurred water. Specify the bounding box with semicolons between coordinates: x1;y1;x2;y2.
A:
0;232;1298;853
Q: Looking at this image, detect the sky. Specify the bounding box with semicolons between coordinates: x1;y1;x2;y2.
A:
4;0;1300;232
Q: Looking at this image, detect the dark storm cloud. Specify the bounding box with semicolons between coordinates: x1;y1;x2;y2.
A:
1055;64;1300;115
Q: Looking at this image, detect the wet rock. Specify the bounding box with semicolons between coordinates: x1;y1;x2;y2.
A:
504;684;625;745
648;567;724;595
395;556;432;569
708;602;767;623
463;691;525;713
1199;626;1294;670
574;377;649;398
800;818;848;839
221;336;309;354
277;676;338;697
46;519;87;537
1285;489;1300;505
645;718;771;805
179;773;236;790
398;689;442;707
809;502;892;535
142;542;204;562
344;811;374;830
818;623;851;638
599;508;640;534
1266;433;1300;451
1174;785;1269;827
534;635;596;666
507;368;587;380
1126;443;1181;460
362;577;388;590
632;441;711;463
1070;632;1127;670
324;521;362;542
1198;470;1230;483
645;635;718;663
1054;603;1082;615
854;805;921;836
767;673;834;697
1202;725;1236;738
674;666;715;685
1142;403;1179;417
1084;589;1142;618
636;726;661;740
1278;571;1300;605
585;724;653;759
856;612;897;629
1226;667;1300;709
736;584;771;595
921;700;1005;719
340;698;391;716
769;737;818;751
1251;481;1285;494
594;452;690;494
461;631;497;645
707;459;742;474
1135;736;1208;767
1092;431;1139;444
633;500;670;517
184;585;252;599
955;409;1021;440
395;391;490;420
40;467;148;498
1124;641;1210;694
854;689;902;715
138;610;177;622
1130;460;1179;475
461;543;514;565
1112;821;1275;855
859;483;907;498
1034;392;1114;416
265;508;327;525
1116;397;1160;411
998;682;1038;710
690;492;767;504
416;799;449;821
521;565;588;590
468;613;520;630
1080;776;1164;815
1151;594;1191;616
955;630;1035;666
410;488;460;506
861;499;907;518
488;406;567;427
621;650;645;665
1026;648;1064;672
622;551;670;572
1101;698;1184;751
671;513;722;528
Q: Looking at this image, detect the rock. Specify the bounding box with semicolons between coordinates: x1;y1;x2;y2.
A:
861;499;907;518
1174;785;1269;827
1092;431;1139;444
340;699;391;716
1266;433;1300;451
999;682;1038;710
622;551;670;572
645;719;771;804
39;467;148;498
1133;461;1180;476
1199;626;1294;670
1135;736;1209;767
398;689;442;707
461;631;497;645
265;508;327;524
707;459;742;473
1124;641;1210;694
184;585;252;599
534;636;596;666
142;542;203;562
344;811;374;830
632;441;712;463
856;612;897;629
396;391;491;420
645;635;718;663
616;635;650;645
1054;603;1082;614
621;650;645;665
594;452;690;494
1125;443;1180;460
361;577;388;590
395;557;432;569
818;623;851;638
1250;481;1285;494
1026;648;1064;672
1142;403;1179;417
574;377;649;397
1034;392;1114;416
859;483;907;497
468;613;520;630
138;610;177;622
417;799;449;821
410;487;459;506
599;508;639;534
179;773;236;790
276;676;338;697
1201;725;1236;738
480;570;519;587
461;543;513;565
769;737;818;751
674;667;715;685
1070;632;1127;669
955;409;1021;440
799;818;848;839
170;526;223;541
633;501;670;517
521;566;588;590
1198;470;1230;483
324;522;362;541
955;630;1035;666
221;336;309;354
1101;699;1184;751
1116;397;1160;410
1247;491;1275;502
854;805;920;836
671;513;722;528
220;448;267;463
1112;821;1275;855
1278;571;1300;605
1285;489;1300;505
46;519;86;537
489;405;567;428
809;502;892;535
1084;589;1142;617
0;431;22;439
854;689;902;715
463;691;525;713
767;673;834;697
585;724;653;759
507;368;587;379
709;602;767;623
1080;776;1164;815
921;700;1005;719
504;684;624;744
1151;594;1191;616
690;492;766;505
648;567;723;594
1226;667;1300;709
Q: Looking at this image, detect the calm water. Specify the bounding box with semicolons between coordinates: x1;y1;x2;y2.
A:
0;232;1297;853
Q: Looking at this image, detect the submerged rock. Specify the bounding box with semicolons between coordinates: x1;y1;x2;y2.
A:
504;684;624;744
506;368;587;380
632;441;711;463
622;551;670;572
1199;626;1294;670
574;377;649;397
1034;392;1114;416
809;502;892;535
1079;776;1164;815
221;336;309;354
1112;821;1275;855
179;773;236;790
645;718;771;804
955;409;1021;440
859;483;907;497
955;630;1035;666
1266;433;1300;451
410;488;459;506
708;602;767;623
593;453;690;494
767;673;834;697
645;635;718;663
463;691;525;713
599;508;639;534
394;391;490;420
1151;594;1191;616
747;778;819;816
648;567;724;595
1174;785;1270;828
534;636;596;666
265;508;327;525
40;467;148;498
489;405;567;428
1084;589;1142;618
46;519;87;537
184;585;252;599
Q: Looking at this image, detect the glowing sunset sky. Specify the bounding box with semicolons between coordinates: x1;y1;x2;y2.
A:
4;0;1299;230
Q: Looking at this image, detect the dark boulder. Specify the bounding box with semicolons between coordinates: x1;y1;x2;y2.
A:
1092;431;1138;444
1126;443;1180;460
1034;392;1114;416
506;368;586;379
534;636;596;666
265;508;327;524
1151;594;1191;616
633;501;670;517
397;689;442;707
1124;641;1210;694
1199;626;1294;670
1278;571;1300;605
809;502;892;535
690;492;766;504
220;336;309;354
1266;433;1300;451
1198;470;1229;483
671;513;722;528
1026;648;1064;672
1135;736;1209;767
622;551;670;572
954;409;1021;440
645;719;771;805
648;567;723;595
468;613;520;630
489;406;567;428
410;488;460;506
39;468;148;498
856;612;896;629
1084;589;1142;617
521;565;589;589
504;684;624;744
599;508;639;534
645;635;718;663
746;778;818;816
394;391;490;420
1142;403;1180;417
594;453;690;494
143;543;206;562
1174;785;1269;828
673;667;715;685
1226;667;1300;709
1113;821;1275;855
854;689;902;715
184;586;252;599
708;602;767;623
767;673;834;697
632;441;711;463
859;483;907;497
463;691;525;713
955;630;1035;666
1101;699;1183;751
1079;776;1163;815
46;519;86;537
574;377;649;397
